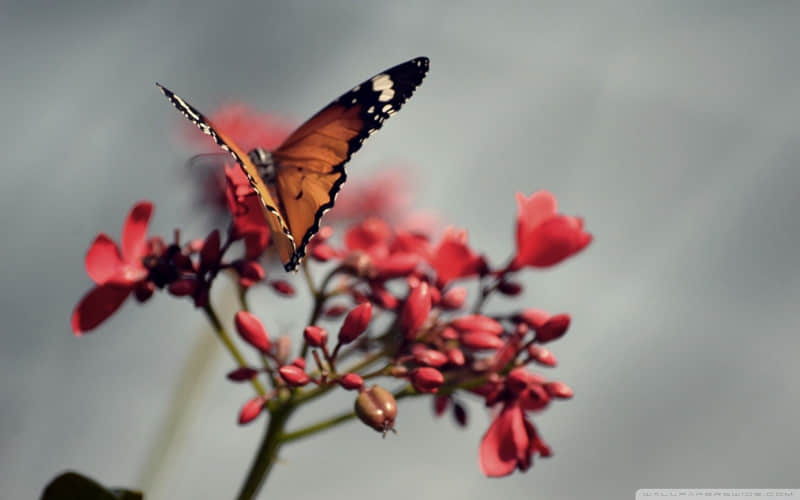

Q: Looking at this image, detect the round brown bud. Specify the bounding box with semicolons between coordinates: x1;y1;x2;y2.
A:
354;385;397;435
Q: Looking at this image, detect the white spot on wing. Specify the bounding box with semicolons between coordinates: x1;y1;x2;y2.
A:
371;74;393;91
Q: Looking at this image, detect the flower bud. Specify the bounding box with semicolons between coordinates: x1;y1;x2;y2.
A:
199;229;221;271
450;315;503;336
497;280;523;296
355;385;397;434
238;396;266;425
338;302;372;344
234;311;271;353
446;348;465;366
234;260;265;286
270;280;295;296
390;365;408;378
453;402;468;427
507;367;531;394
278;365;310;387
134;281;155;302
536;314;571;343
528;345;557;366
515;308;549;329
460;331;505;350
310;242;337;262
226;366;259;382
337;373;364;391
303;325;328;348
413;348;448;368
291;357;306;369
274;335;291;365
168;278;196;297
433;395;449;416
370;286;398;310
544;381;573;399
441;287;467;310
410;367;444;393
401;282;431;339
440;326;459;340
324;304;348;318
375;253;420;279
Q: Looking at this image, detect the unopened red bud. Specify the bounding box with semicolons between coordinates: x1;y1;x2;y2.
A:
497;280;523;296
234;311;271;353
291;357;306;369
227;366;259;382
429;286;441;306
440;326;459;340
343;250;374;278
446;348;465;366
507;368;530;394
441;287;467;310
536;314;571;343
134;281;155;302
433;395;449;416
410;367;444;393
413;348;448;367
450;315;503;336
355;385;397;434
390;365;409;378
544;381;573;399
270;280;295;296
375;253;420;279
460;331;505;350
315;225;334;240
324;304;348;318
337;373;364;390
168;278;196;297
516;308;549;329
187;238;205;253
401;282;431;339
238;396;266;425
338;302;372;344
234;260;265;284
528;345;557;366
274;335;291;365
200;229;221;270
303;325;328;348
278;365;310;387
370;287;398;310
310;243;337;262
453;402;468;427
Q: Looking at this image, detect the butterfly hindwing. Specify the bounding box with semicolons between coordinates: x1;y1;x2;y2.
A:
155;83;297;265
271;57;429;270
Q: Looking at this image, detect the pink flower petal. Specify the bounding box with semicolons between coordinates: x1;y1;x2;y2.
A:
85;233;123;284
121;202;154;261
71;284;132;335
515;191;557;239
479;403;530;477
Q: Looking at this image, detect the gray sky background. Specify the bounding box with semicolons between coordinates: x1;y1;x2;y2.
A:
1;2;799;499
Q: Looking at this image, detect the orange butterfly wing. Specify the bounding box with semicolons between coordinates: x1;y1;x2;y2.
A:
271;57;430;270
155;83;297;265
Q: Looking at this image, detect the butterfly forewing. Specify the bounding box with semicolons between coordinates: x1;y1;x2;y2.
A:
155;83;297;264
271;57;429;270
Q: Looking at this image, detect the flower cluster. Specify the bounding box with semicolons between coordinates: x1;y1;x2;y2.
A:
72;103;592;484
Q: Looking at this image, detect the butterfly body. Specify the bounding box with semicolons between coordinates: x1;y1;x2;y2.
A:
157;57;429;271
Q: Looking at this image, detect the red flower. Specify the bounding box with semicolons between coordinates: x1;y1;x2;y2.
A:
224;165;271;256
328;168;412;222
510;191;592;270
72;202;155;335
427;227;485;286
479;401;551;477
188;103;291;153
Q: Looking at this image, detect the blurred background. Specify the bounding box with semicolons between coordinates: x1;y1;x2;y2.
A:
2;1;799;499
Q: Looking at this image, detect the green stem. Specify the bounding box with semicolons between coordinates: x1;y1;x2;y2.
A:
235;405;295;500
203;304;267;396
280;409;355;443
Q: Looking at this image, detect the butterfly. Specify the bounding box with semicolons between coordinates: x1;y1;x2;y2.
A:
157;57;429;271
